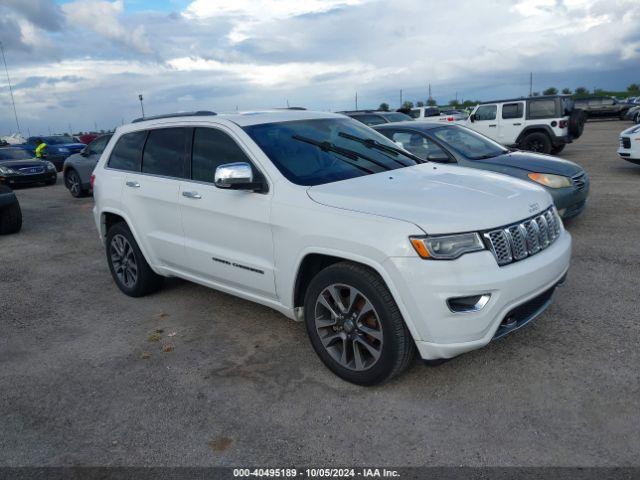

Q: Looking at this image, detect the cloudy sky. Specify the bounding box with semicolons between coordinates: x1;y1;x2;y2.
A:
0;0;639;135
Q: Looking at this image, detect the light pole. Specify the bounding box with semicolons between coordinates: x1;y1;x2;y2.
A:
0;41;21;134
138;94;145;119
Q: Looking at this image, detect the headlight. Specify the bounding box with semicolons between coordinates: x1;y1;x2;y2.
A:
0;165;17;175
527;173;572;188
410;232;485;260
58;147;70;153
45;161;56;170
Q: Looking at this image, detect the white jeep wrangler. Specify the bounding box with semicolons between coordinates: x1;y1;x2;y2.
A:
93;110;571;385
464;95;585;155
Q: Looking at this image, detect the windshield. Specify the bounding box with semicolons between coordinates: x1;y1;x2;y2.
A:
430;125;508;160
43;136;75;145
0;148;33;160
243;118;422;186
380;112;413;122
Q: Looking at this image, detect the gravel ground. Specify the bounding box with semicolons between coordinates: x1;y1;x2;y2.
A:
1;120;639;467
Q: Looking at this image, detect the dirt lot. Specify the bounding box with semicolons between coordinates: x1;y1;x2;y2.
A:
1;121;639;467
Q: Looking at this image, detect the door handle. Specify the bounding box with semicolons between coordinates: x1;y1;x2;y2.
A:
489;124;497;127
513;123;522;126
126;181;140;188
182;191;202;199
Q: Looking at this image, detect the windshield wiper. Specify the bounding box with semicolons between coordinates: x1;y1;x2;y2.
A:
291;135;391;172
338;132;425;165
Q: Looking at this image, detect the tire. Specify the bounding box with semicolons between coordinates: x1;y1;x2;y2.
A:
521;132;552;154
303;262;415;385
550;144;565;155
105;222;163;297
64;169;86;197
0;200;22;235
635;112;640;124
568;109;586;138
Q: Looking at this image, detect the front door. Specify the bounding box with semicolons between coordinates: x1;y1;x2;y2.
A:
178;126;277;299
498;102;524;145
470;104;498;140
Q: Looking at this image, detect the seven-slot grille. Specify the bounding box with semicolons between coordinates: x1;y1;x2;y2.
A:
571;172;587;191
484;207;562;266
620;137;631;149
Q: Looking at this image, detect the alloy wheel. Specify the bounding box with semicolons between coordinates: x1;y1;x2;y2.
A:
110;234;138;288
314;284;384;371
66;171;80;196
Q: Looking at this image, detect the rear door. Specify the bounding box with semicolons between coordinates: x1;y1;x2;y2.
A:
470;104;498;140
178;126;276;299
499;101;524;145
120;127;188;269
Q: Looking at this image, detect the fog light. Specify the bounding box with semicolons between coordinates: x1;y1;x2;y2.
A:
447;294;491;313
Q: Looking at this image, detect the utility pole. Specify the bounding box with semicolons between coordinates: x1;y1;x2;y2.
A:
286;99;290;108
529;72;533;96
138;94;145;119
0;41;21;134
428;83;432;102
355;91;358;110
400;89;403;107
68;123;72;135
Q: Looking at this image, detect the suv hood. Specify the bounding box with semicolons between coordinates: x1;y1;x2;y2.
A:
307;164;553;234
480;151;583;176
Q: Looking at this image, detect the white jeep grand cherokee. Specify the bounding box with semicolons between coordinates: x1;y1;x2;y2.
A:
92;110;571;385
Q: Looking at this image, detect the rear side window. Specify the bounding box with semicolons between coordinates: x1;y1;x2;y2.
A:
352;114;386;126
108;131;146;171
409;109;421;118
475;105;497;121
142;128;188;178
502;102;523;119
89;135;111;155
191;128;251;183
528;99;557;119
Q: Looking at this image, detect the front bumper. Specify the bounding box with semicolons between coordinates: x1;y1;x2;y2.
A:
384;230;571;360
0;171;57;186
548;184;589;219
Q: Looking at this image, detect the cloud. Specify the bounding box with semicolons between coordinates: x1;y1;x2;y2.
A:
61;0;152;54
1;0;64;31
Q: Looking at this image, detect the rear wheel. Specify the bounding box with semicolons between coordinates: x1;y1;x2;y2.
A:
0;200;22;235
106;222;163;297
64;169;86;197
521;132;552;154
303;262;415;385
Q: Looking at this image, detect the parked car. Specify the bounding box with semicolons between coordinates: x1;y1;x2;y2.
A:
77;133;100;145
63;134;112;197
409;106;467;123
464;95;585;154
25;135;86;171
0;185;22;234
623;105;640;123
375;122;589;219
92;110;571;385
0;147;57;187
337;110;413;126
617;124;640;165
573;97;631;120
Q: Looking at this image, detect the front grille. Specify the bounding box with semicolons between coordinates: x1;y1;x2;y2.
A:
571;172;588;191
18;166;45;175
620;137;631;149
483;206;562;266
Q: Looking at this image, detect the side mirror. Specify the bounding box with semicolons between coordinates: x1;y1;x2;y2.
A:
214;162;265;192
469;114;476;122
427;153;452;163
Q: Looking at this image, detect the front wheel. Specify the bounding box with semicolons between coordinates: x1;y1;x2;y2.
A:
303;262;415;385
521;132;552;154
106;222;163;297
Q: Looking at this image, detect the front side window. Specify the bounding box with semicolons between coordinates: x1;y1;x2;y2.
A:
243;118;421;186
389;131;448;160
108;131;147;171
142;128;187;178
431;125;507;160
528;99;557;119
502;102;524;119
191;128;252;183
409;109;421;119
474;105;497;121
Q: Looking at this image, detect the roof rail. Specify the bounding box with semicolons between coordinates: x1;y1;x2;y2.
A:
132;110;217;123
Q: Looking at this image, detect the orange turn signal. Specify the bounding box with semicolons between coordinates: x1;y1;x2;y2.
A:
410;238;431;259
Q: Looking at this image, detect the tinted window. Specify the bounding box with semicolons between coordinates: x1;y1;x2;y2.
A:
192;128;251;183
588;98;601;106
409;109;421;119
474;105;497;121
528;99;557;119
243;118;420;186
88;135;111;155
431;125;507;160
108;131;146;171
502;102;524;119
351;114;386;126
389;131;448;161
424;108;440;117
379;112;413;122
602;98;614;105
142;128;187;178
0;148;32;160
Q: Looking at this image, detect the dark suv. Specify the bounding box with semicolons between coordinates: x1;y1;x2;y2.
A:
573;97;631;119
